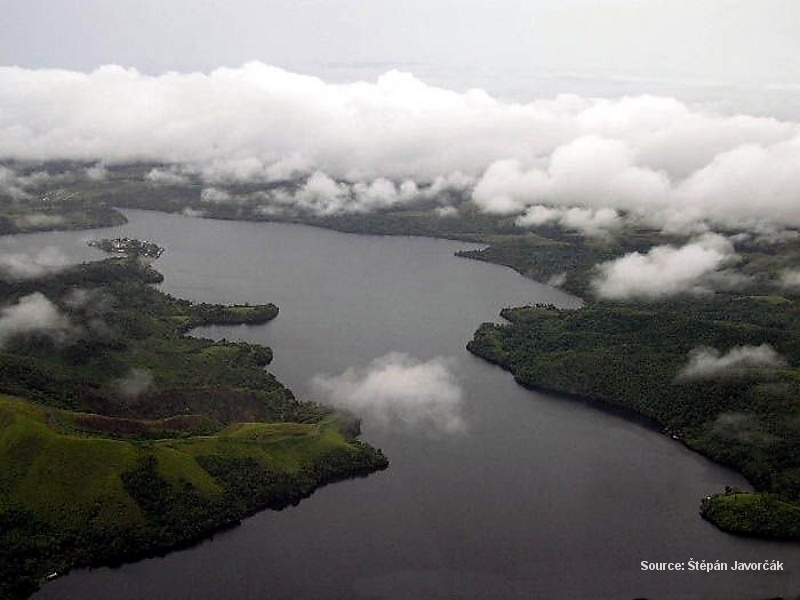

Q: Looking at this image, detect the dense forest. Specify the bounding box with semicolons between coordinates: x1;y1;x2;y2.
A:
468;297;800;528
0;254;387;599
4;160;800;545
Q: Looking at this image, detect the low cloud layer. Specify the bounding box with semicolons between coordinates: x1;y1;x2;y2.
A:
0;166;30;199
268;172;421;216
114;368;155;399
1;63;800;231
592;233;738;300
780;269;800;290
312;352;466;434
0;292;72;347
677;344;786;380
516;205;622;237
0;247;71;280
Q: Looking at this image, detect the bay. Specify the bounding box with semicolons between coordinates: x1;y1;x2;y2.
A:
17;209;800;599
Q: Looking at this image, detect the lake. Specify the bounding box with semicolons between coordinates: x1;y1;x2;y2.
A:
15;209;799;599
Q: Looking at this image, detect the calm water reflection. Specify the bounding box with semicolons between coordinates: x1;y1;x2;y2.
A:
17;210;800;599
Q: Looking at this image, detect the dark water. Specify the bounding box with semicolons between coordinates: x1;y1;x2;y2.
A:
13;210;800;599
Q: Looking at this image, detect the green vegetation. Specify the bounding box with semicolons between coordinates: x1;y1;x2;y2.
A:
468;295;800;539
6;161;800;542
0;190;126;234
0;257;387;599
701;489;800;539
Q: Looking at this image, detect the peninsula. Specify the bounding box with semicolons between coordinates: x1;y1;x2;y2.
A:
3;161;800;545
0;250;387;599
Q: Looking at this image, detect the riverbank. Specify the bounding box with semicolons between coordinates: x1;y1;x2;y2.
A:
5;165;800;543
0;256;387;599
467;301;800;540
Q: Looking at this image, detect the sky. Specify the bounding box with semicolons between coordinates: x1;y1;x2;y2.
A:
2;0;799;91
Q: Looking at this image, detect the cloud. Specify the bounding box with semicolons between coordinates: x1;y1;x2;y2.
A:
114;368;155;398
181;207;206;218
84;163;107;181
252;172;425;216
0;247;71;280
0;166;31;199
282;172;349;215
780;269;800;290
474;136;672;216
592;233;738;300
515;205;622;237
63;287;113;337
12;213;68;230
0;166;93;199
200;187;234;204
0;292;72;347
2;63;800;232
312;352;466;434
677;344;786;380
435;205;459;218
146;166;191;185
547;272;568;288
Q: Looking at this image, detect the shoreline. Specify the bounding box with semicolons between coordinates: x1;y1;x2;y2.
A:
0;254;389;600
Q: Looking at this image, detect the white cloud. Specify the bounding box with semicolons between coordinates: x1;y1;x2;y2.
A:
592;233;737;300
547;272;568;288
0;166;31;199
312;352;466;435
1;63;800;231
287;172;350;216
146;166;190;185
353;177;413;210
200;187;233;204
181;207;206;218
263;172;423;216
84;163;107;181
12;213;67;230
0;247;71;280
114;368;155;398
674;137;800;228
780;269;800;290
677;344;786;380
435;205;459;218
516;204;621;237
0;292;72;347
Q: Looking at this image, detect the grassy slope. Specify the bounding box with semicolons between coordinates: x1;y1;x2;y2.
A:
0;257;387;599
1;395;383;599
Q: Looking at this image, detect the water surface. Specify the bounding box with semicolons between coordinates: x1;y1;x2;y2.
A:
17;210;800;599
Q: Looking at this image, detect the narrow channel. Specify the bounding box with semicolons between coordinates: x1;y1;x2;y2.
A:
24;210;800;599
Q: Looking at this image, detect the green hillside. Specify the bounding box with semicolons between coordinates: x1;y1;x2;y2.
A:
0;256;387;599
468;297;800;539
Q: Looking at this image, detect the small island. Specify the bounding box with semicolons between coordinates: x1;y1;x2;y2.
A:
88;237;164;258
5;161;800;552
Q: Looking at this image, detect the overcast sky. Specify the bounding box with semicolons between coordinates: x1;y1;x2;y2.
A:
2;0;799;90
3;1;800;299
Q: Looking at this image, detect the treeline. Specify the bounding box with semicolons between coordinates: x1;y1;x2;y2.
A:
0;257;389;597
181;302;279;331
468;297;800;537
0;258;281;416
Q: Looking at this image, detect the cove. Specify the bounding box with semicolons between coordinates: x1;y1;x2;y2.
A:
21;209;800;599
